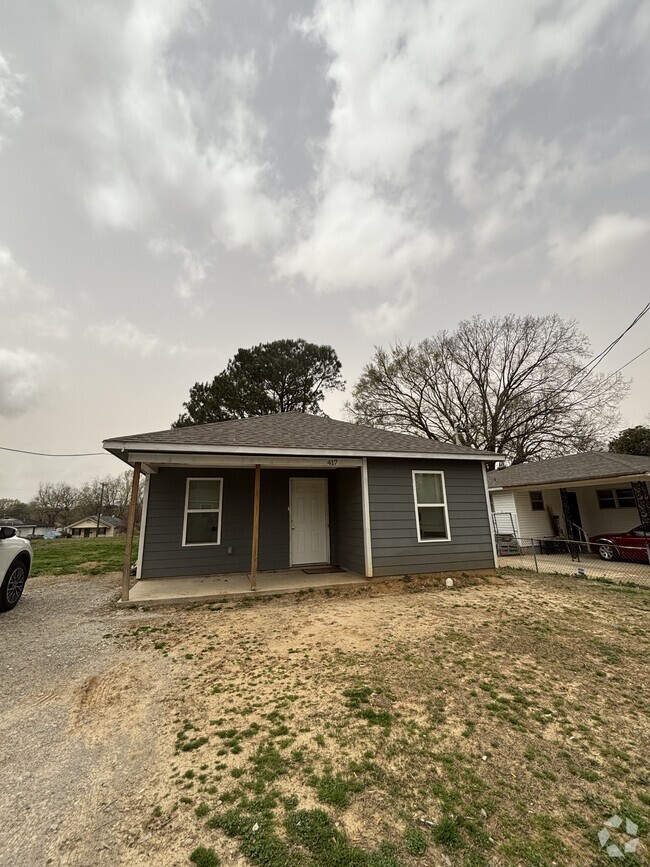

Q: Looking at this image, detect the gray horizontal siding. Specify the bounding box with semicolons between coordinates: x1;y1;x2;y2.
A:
333;468;365;574
141;468;254;578
141;467;337;579
367;458;494;577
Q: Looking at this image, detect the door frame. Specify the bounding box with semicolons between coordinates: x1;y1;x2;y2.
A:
289;476;330;567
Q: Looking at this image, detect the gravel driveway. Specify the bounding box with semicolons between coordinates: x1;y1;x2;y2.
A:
0;573;168;867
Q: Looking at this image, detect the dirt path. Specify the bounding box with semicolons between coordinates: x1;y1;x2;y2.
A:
0;573;170;867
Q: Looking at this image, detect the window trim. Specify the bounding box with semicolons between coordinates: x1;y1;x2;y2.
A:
614;487;636;508
596;487;635;510
182;476;223;547
529;490;545;511
412;470;451;543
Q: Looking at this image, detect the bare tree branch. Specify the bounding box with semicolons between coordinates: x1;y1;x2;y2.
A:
349;315;628;465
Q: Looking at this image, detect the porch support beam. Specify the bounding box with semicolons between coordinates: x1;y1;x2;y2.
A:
122;461;141;602
250;463;261;590
135;473;151;583
361;458;373;578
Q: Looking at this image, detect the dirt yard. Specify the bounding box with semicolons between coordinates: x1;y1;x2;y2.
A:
1;571;648;867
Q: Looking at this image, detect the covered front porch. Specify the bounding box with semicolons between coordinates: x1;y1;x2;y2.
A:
492;476;650;544
119;452;373;602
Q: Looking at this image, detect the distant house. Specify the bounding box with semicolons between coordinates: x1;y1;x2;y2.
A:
103;412;500;591
64;515;126;538
488;452;650;542
0;518;55;538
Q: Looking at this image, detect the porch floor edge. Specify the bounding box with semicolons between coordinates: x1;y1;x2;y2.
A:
117;567;497;607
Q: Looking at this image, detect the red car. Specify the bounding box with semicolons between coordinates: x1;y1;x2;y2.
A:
589;525;650;563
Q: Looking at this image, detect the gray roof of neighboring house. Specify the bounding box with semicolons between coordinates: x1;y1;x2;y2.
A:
103;412;500;460
488;451;650;489
67;515;126;528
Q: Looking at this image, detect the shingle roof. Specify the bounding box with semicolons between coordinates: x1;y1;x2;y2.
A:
67;515;126;528
104;412;499;459
488;451;650;489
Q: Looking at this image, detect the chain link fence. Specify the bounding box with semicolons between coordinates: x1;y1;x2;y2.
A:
496;535;650;586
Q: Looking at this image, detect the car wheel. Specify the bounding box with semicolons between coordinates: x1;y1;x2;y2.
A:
596;543;617;562
0;558;28;612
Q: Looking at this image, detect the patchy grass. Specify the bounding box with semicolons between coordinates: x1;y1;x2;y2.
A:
189;846;220;866
114;572;650;866
30;535;138;576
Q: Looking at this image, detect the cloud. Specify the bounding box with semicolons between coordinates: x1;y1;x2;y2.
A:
351;288;418;336
302;0;620;188
551;213;650;274
58;0;284;249
87;318;161;355
0;52;23;147
0;244;72;337
87;316;219;357
278;0;625;324
277;180;451;294
0;349;44;418
0;245;29;299
148;237;208;299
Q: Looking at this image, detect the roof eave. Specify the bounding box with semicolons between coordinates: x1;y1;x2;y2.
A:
103;439;502;463
488;471;650;491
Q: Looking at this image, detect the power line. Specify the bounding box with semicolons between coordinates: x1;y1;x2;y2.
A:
568;300;650;389
537;300;650;406
0;446;107;457
599;343;650;383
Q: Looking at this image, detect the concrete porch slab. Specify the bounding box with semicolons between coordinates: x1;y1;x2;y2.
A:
121;568;369;606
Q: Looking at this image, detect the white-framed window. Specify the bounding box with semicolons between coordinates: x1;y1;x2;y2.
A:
182;477;223;546
412;470;451;542
529;491;544;511
596;487;635;510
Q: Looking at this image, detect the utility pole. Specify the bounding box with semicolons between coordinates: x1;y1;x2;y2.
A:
95;483;105;538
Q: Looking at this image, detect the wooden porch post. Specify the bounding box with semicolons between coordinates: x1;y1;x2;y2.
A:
122;462;141;602
250;464;261;590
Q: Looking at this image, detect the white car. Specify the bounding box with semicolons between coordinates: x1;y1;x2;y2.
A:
0;526;32;611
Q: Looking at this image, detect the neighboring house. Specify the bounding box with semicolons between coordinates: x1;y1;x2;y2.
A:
488;452;650;543
0;518;55;538
103;412;500;585
64;515;126;538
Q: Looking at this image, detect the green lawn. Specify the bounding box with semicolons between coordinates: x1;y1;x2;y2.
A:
30;535;138;577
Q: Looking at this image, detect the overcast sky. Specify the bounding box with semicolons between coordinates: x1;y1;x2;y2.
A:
1;0;649;501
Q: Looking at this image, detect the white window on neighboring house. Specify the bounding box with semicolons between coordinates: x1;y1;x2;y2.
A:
614;488;636;508
529;491;544;511
183;478;223;546
412;471;451;542
597;487;636;509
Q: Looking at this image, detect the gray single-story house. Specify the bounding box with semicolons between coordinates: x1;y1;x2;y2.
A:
103;413;500;595
488;451;650;543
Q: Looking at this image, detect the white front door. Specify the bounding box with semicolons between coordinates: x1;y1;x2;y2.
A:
290;478;329;566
